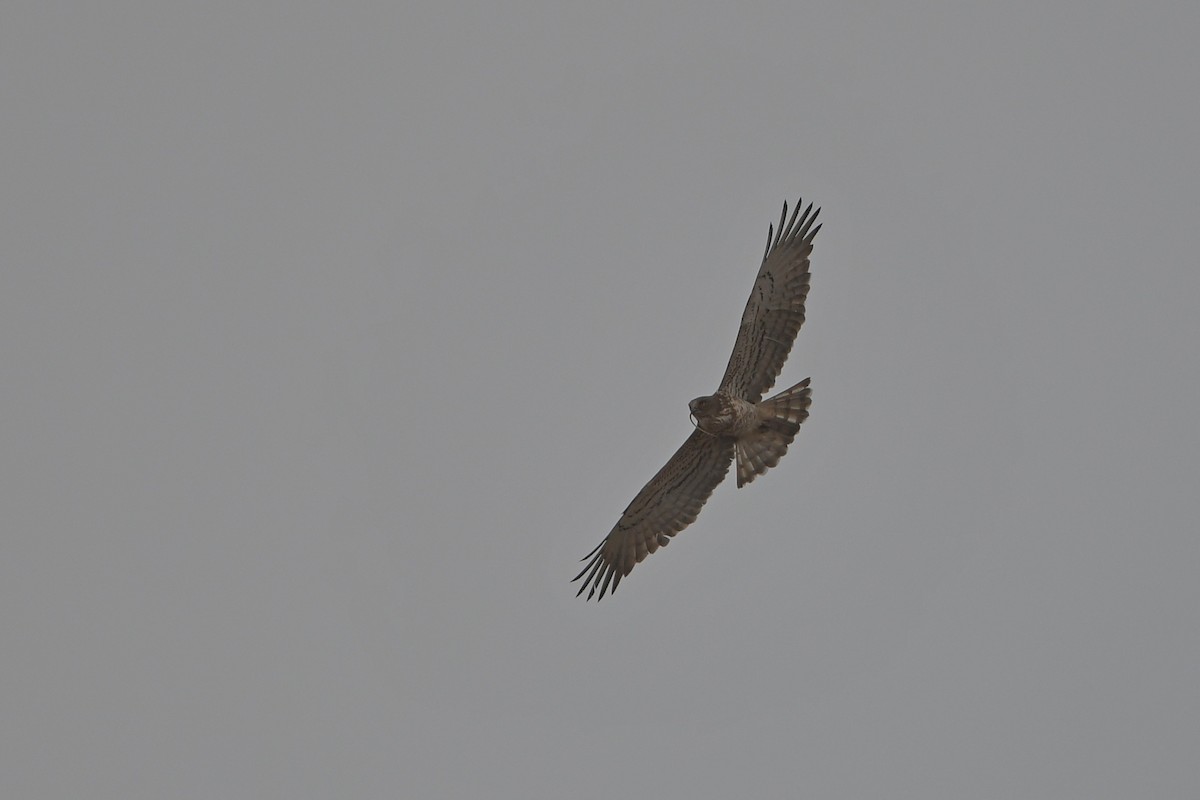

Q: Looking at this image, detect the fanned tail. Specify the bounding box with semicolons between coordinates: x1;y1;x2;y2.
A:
734;378;812;487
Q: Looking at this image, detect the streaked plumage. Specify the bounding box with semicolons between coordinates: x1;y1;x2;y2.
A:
574;199;821;600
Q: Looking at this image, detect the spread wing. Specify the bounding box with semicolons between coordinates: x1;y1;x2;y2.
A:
573;429;735;600
718;200;820;403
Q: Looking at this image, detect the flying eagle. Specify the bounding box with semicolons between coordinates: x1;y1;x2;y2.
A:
574;199;820;600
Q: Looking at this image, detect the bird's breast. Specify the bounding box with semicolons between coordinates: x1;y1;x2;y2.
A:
726;397;762;436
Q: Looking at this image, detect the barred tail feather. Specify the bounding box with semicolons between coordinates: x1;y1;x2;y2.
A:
761;377;812;426
734;378;812;487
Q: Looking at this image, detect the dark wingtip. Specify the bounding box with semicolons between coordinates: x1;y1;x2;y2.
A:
573;540;617;600
766;198;823;252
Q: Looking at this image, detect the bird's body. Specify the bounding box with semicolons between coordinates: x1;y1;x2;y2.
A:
574;199;821;600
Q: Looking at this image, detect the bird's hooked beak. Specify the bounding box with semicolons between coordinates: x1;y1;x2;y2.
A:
688;398;713;435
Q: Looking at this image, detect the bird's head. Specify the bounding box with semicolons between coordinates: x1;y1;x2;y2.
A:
688;394;732;434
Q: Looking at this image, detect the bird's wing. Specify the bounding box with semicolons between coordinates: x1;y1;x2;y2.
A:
717;200;820;403
573;429;735;600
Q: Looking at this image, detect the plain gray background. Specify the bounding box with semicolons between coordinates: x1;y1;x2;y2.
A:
3;2;1198;798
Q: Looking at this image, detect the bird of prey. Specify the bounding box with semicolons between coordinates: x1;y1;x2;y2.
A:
574;199;820;600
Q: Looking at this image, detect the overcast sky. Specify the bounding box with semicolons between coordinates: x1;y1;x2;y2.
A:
3;2;1199;798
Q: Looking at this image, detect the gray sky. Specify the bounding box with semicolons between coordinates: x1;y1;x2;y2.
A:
3;2;1199;798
